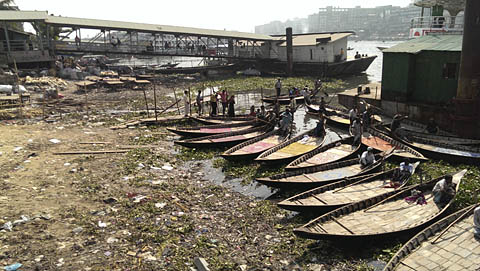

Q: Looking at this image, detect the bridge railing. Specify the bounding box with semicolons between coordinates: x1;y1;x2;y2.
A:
410;16;463;31
53;40;265;59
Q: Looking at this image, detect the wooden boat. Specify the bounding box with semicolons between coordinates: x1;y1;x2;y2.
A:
383;204;480;271
398;129;480;146
278;162;420;213
363;128;427;161
174;125;272;148
399;134;480;164
293;170;466;241
261;94;305;105
221;129;289;161
307;104;388;129
256;154;387;190
191;115;254;125
167;121;257;138
255;129;326;165
286;136;361;171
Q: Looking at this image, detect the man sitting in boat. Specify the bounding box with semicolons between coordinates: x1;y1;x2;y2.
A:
425;118;439;134
257;105;266;120
249;105;256;117
474;206;480;238
359;147;376;168
301;86;311;104
391;114;408;133
314;112;326;137
432;174;455;206
388;159;414;188
354;51;361;59
279;108;293;136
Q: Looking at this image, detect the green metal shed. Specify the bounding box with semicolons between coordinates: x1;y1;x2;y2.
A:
381;34;462;105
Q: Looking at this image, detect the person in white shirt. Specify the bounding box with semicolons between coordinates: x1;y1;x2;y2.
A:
474;206;480;238
351;117;363;146
349;107;358;124
275;78;282;97
432;175;455;205
359;147;375;168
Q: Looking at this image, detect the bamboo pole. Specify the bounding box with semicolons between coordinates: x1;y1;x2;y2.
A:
188;88;192;116
142;88;150;118
430;204;478;244
153;77;158;121
84;84;89;119
172;87;181;115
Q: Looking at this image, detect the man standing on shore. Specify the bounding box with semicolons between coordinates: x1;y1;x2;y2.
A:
275;78;282;97
220;89;228;115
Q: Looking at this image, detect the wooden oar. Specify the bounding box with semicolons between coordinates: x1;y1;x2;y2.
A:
399;262;419;271
363;184;418;212
331;217;354;234
430;204;478;244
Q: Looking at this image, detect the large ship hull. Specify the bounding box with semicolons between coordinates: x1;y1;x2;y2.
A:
251;56;377;77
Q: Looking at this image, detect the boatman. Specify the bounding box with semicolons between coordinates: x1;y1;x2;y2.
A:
474;205;480;238
432;174;455;206
390;159;414;187
279;108;293;136
210;92;218;116
196;90;203;115
314;112;326;137
275;78;282;97
360;147;376;168
349;106;358;125
351;117;363;146
425;118;439;134
220;89;228;115
391;114;408;133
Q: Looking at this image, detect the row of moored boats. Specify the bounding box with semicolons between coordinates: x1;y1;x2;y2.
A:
166;105;480;270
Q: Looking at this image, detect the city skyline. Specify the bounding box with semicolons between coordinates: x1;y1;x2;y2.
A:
16;0;413;33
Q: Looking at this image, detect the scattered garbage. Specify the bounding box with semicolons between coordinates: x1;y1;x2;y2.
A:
194;257;210;271
3;263;22;271
2;221;13;231
49;139;61;144
13;147;23;152
155;202;167;209
162;164;174;171
72;227;83;234
103;197;118;204
98;221;107;228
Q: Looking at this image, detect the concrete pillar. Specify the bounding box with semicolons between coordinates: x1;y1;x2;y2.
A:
286;27;293;76
453;0;480;137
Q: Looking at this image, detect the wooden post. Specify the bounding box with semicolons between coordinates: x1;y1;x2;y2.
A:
261;87;264;106
172;88;181;115
84;84;89;119
153;77;158;121
42;87;46;119
188;88;192;116
142;88;150;118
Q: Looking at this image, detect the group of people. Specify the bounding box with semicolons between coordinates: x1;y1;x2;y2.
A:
349;105;373;146
194;89;236;117
274;78;323;101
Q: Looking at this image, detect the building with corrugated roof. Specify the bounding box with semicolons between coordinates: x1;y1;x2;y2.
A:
381;34;462;104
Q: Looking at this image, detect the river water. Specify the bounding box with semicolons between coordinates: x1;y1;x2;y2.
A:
179;41;404;198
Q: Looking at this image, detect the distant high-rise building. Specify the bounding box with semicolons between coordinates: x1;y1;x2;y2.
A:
255;4;431;40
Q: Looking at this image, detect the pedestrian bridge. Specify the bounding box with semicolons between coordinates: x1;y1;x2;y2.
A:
0;10;278;66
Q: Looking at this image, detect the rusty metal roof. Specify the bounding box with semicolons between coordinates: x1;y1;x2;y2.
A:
45;15;273;41
275;32;352;47
0;10;48;21
383;34;462;54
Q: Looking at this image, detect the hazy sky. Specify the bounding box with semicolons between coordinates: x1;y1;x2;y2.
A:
17;0;413;33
